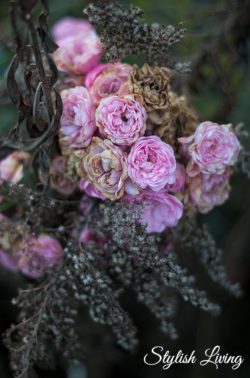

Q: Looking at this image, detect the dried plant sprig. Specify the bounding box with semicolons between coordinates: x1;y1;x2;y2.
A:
90;202;220;315
235;123;250;178
173;219;242;298
84;0;186;66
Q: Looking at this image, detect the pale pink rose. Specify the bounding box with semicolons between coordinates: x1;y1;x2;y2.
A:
52;18;102;75
85;64;110;88
52;17;94;43
179;122;241;174
79;179;106;200
85;63;132;105
125;189;183;233
83;137;128;200
166;163;186;193
96;95;147;146
0;250;19;272
49;156;76;195
60;87;96;150
53;34;102;75
18;235;63;278
127;136;176;191
0;151;29;184
187;165;231;214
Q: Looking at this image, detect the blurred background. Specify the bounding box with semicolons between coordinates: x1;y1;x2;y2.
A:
0;0;250;377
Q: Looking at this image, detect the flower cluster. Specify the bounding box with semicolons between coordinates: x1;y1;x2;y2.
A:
0;223;63;278
47;17;242;233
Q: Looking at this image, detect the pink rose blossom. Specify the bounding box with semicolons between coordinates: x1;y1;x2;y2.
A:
166;163;186;193
60;87;96;150
127;136;177;191
96;95;147;146
52;18;102;75
79;179;106;200
80;227;106;247
0;151;29;184
125;189;183;233
80;228;96;244
85;63;132;105
179;122;241;174
18;235;63;278
52;17;94;43
187;163;231;214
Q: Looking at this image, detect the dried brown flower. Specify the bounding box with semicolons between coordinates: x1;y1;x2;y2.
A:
155;92;198;149
129;64;173;125
62;149;86;182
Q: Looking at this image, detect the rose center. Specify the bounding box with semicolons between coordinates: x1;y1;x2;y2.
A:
121;114;128;122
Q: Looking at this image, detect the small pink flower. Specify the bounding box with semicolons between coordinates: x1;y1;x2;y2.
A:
125;189;183;233
187;164;231;214
60;87;96;150
127;136;176;191
179;122;241;174
18;235;63;278
96;95;147;146
85;63;132;105
166;163;186;193
49;156;76;195
52;18;102;75
80;228;96;244
80;227;106;247
79;179;106;200
0;151;29;184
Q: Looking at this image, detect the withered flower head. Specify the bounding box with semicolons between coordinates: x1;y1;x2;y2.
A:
83;137;128;200
63;148;87;182
155;92;198;150
129;63;172;124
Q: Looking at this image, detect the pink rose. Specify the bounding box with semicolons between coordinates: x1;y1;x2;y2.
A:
52;17;94;43
0;151;29;184
79;179;106;200
125;189;183;233
80;227;106;247
52;18;102;75
187;164;231;214
166;163;186;193
127;136;176;191
85;63;132;105
179;122;241;174
96;95;147;146
83;137;128;200
18;235;63;279
60;87;96;150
